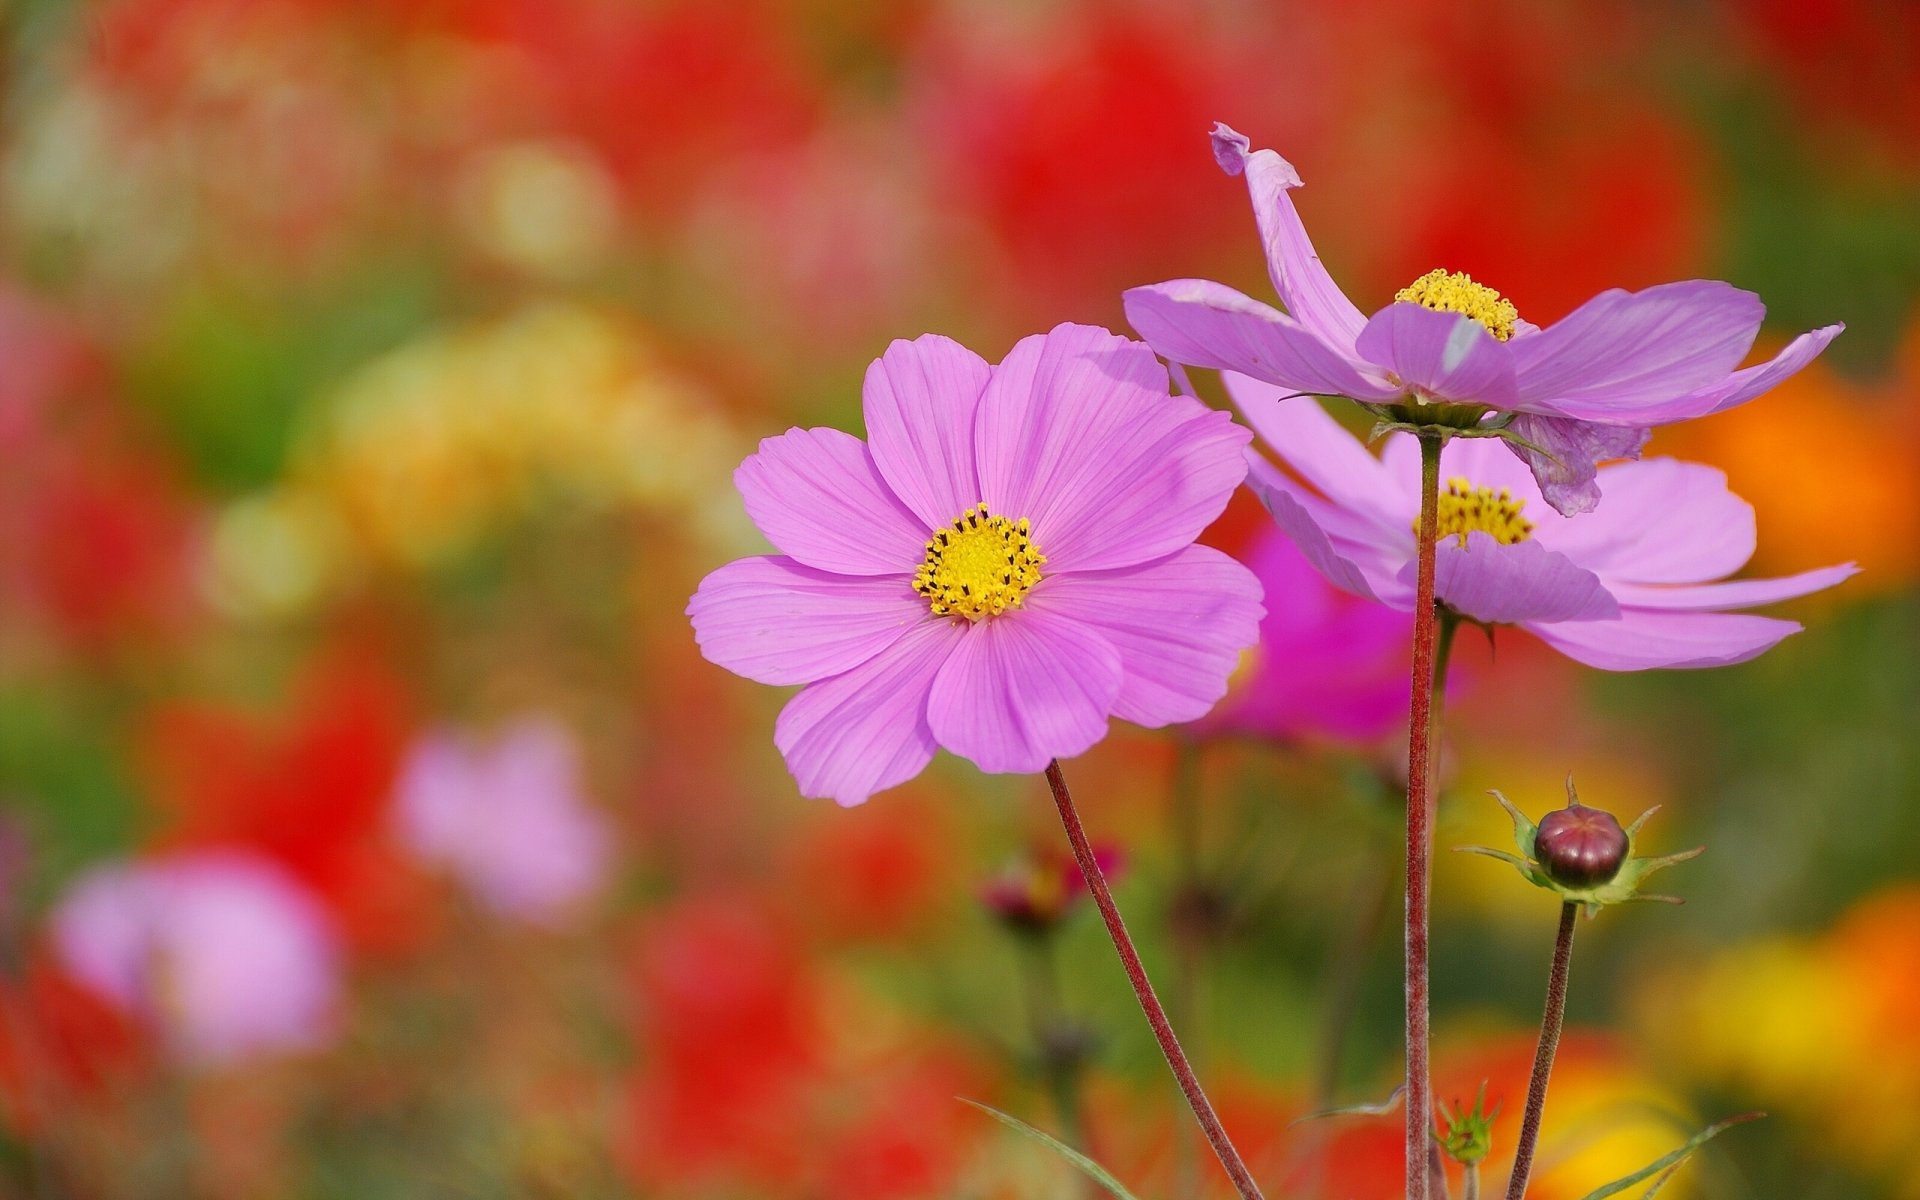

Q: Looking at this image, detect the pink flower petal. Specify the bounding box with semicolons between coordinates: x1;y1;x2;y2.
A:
926;607;1123;775
1509;281;1764;418
1244;455;1410;606
1209;123;1369;354
1607;563;1859;611
1226;376;1409;533
974;324;1247;572
1526;607;1802;671
861;334;992;527
689;555;927;686
1354;302;1518;409
1538;458;1755;584
1123;280;1401;402
774;619;960;806
1415;534;1619;625
1025;545;1261;727
735;426;928;576
1699;323;1845;416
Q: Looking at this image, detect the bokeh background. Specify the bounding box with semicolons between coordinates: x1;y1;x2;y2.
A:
1;0;1916;1196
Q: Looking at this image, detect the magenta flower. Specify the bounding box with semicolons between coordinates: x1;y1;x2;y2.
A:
1201;523;1417;744
1231;375;1856;669
49;851;340;1067
392;717;612;927
1122;124;1843;516
688;323;1262;806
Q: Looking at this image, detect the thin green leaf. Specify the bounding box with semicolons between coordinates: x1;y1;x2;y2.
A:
1571;1112;1763;1200
961;1099;1143;1200
1291;1084;1405;1125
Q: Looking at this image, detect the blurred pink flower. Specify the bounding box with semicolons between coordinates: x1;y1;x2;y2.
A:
688;323;1261;805
392;717;612;926
1234;378;1855;670
1123;124;1842;516
49;850;340;1067
1202;523;1415;744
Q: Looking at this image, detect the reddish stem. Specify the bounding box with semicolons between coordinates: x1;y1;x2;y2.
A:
1044;760;1265;1200
1405;432;1444;1200
1505;902;1578;1200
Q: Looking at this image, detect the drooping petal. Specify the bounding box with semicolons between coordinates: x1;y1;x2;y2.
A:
925;607;1123;775
861;334;992;527
1209;122;1369;353
1607;563;1858;611
1509;281;1765;418
974;324;1245;572
1526;607;1802;671
688;556;928;686
1225;375;1409;533
1123;280;1402;401
1354;302;1518;409
1505;414;1651;517
1244;455;1411;606
1538;458;1756;585
1411;534;1619;625
1698;324;1846;415
734;427;929;575
1024;545;1262;727
773;620;962;806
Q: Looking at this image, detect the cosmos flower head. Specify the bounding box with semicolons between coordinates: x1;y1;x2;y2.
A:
1231;375;1856;670
1122;123;1844;516
49;850;341;1068
392;717;613;928
688;323;1262;806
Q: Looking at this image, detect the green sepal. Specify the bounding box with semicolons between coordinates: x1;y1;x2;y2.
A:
1571;1111;1763;1200
961;1099;1143;1200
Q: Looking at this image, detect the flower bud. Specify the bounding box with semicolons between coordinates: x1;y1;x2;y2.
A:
1533;803;1628;889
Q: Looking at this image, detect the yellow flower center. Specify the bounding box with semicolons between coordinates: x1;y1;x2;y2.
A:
913;503;1047;621
1395;268;1520;341
1423;477;1535;548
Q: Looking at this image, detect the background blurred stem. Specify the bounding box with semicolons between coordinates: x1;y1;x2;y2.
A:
1505;901;1578;1200
1312;854;1389;1105
1017;934;1093;1168
1045;760;1265;1200
1404;431;1444;1200
1169;738;1205;1200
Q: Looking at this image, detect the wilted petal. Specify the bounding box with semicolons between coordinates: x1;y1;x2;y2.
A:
689;556;926;686
1209;122;1369;353
926;607;1122;775
1025;545;1262;727
1123;280;1401;402
1506;414;1651;517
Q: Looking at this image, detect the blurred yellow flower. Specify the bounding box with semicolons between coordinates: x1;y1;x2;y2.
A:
205;305;751;618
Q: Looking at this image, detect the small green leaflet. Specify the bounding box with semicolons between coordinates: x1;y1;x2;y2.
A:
961;1099;1143;1200
1571;1112;1763;1200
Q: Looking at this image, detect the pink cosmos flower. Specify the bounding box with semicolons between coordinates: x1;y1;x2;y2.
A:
392;717;612;927
1202;523;1417;744
1231;375;1856;670
688;323;1262;806
1122;124;1844;517
49;850;340;1067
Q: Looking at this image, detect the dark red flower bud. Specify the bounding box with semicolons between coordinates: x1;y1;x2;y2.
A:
1533;803;1628;888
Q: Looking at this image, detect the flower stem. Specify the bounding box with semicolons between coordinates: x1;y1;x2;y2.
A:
1044;760;1265;1200
1505;901;1578;1200
1405;431;1444;1200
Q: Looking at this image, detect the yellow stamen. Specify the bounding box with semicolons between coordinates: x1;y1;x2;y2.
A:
1423;477;1535;548
912;502;1046;621
1395;268;1520;341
